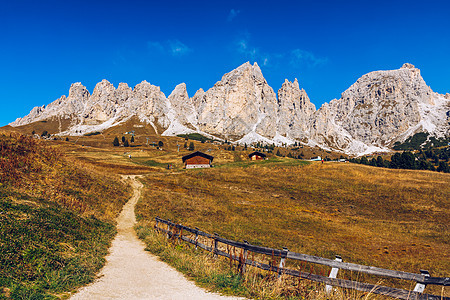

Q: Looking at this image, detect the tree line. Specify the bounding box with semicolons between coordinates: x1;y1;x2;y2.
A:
349;149;450;173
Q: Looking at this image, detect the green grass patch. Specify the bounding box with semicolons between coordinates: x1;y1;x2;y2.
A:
177;133;213;143
0;197;115;299
132;159;169;169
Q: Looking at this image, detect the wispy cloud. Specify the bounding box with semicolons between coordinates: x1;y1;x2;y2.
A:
236;37;259;61
290;49;328;67
147;40;192;57
233;34;328;69
168;40;192;56
227;9;240;22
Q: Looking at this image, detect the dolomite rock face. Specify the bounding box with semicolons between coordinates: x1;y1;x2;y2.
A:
277;79;316;140
11;80;171;131
196;62;278;139
83;80;119;125
130;81;170;128
321;63;446;147
12;82;91;125
10;62;449;154
167;83;196;127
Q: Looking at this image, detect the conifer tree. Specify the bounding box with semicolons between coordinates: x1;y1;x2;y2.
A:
113;137;120;147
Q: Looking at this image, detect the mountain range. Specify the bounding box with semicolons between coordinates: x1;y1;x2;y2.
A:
10;62;449;155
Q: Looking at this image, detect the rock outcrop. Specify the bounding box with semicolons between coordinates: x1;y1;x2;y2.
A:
318;63;447;149
277;79;316;140
10;62;449;154
196;62;278;140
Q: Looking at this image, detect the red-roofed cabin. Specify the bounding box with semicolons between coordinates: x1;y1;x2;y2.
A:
182;151;214;169
248;151;266;161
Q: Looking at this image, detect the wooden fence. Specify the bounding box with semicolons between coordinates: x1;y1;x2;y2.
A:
154;217;449;300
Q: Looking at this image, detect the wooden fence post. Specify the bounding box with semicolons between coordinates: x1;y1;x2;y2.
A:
325;255;343;294
241;240;249;275
413;270;430;293
278;247;288;279
178;224;183;243
155;217;159;231
213;233;219;257
194;227;199;250
166;219;171;239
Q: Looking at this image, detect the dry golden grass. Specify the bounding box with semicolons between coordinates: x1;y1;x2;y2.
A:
135;160;449;297
12;131;446;298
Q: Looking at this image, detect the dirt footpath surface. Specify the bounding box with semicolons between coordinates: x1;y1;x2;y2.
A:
71;175;243;300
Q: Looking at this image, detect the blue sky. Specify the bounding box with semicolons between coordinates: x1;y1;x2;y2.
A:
1;0;449;126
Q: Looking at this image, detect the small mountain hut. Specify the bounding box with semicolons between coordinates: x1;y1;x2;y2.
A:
248;151;267;161
182;151;214;169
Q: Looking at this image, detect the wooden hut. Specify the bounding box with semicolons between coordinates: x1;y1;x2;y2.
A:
248;151;266;161
182;151;214;169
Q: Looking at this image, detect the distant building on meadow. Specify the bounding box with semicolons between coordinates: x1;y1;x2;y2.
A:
248;151;266;161
182;151;214;169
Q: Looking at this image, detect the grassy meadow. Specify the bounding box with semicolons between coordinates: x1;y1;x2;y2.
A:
1;127;448;299
0;133;131;299
134;158;449;298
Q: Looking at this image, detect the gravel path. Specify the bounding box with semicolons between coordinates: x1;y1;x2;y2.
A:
71;175;242;300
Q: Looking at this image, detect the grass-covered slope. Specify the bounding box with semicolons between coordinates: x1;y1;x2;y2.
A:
135;160;449;298
0;134;130;299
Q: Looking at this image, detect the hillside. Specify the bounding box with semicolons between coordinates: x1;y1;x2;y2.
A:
134;158;449;298
0;133;131;299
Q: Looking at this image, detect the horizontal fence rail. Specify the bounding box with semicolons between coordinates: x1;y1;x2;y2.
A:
154;217;449;300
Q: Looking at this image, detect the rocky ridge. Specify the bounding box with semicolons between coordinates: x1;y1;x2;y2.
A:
11;62;449;155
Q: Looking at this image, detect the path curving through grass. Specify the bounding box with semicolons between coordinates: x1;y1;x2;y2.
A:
71;175;241;299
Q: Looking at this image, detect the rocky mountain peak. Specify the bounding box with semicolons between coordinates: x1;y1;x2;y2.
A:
168;83;188;99
68;82;90;102
277;78;316;140
401;63;416;69
197;61;277;140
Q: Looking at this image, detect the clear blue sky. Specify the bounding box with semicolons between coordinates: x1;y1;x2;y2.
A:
1;0;449;126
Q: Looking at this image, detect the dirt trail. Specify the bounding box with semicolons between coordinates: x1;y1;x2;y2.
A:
71;175;242;300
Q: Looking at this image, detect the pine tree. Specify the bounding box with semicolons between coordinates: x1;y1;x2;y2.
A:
376;156;384;167
122;136;125;143
113;137;120;147
360;156;369;165
131;136;135;143
158;141;164;148
189;142;195;151
437;161;450;173
124;139;129;147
